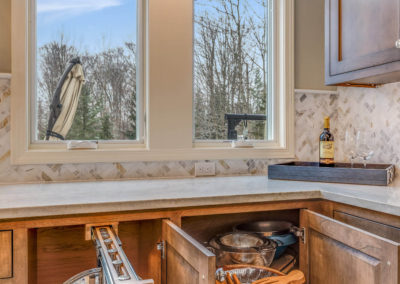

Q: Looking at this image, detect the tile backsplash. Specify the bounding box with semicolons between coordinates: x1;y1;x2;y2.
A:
0;77;397;184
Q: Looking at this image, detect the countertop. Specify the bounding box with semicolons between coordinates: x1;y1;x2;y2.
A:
0;176;399;220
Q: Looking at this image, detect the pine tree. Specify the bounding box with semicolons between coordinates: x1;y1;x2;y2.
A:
100;114;113;140
252;69;267;139
66;85;100;140
37;98;48;140
124;94;137;140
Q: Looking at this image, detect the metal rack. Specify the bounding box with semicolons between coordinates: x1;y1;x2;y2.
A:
92;226;154;284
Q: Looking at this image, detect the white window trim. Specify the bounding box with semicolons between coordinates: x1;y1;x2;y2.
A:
11;0;295;165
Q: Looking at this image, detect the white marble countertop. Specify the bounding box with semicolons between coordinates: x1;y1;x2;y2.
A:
0;176;399;220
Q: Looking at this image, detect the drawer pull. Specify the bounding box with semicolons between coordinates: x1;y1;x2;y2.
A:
396;39;400;49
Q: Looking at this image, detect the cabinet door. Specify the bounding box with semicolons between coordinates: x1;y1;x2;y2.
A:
0;231;12;279
333;210;400;243
162;220;215;284
300;210;400;284
325;0;400;84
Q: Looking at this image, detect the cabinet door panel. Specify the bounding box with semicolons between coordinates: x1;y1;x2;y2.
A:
300;210;399;284
334;210;400;243
162;220;215;284
326;0;400;83
0;231;12;279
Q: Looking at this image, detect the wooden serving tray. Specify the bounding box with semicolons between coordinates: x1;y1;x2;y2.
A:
268;162;395;186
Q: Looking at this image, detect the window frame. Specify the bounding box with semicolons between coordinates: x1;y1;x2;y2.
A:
29;0;146;145
11;0;294;165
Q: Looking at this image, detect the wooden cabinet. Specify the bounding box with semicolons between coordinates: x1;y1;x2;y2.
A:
0;231;12;279
173;209;400;284
162;220;215;284
325;0;400;85
299;210;400;284
0;201;399;284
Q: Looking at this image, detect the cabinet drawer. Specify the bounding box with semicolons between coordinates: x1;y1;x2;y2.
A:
0;230;12;279
334;210;400;243
300;210;400;284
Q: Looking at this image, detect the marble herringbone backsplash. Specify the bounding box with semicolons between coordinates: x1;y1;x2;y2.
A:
0;77;397;184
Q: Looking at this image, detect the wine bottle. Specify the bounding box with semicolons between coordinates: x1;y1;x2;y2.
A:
319;116;334;166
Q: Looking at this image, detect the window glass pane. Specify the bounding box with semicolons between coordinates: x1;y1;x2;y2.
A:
194;0;271;141
34;0;138;141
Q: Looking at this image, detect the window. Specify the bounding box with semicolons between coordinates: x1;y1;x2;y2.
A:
194;0;273;141
33;0;142;142
11;0;294;164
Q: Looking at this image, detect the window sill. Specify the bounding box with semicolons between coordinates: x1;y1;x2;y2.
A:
11;145;295;165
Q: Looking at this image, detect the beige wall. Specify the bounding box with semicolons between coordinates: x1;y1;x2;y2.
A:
0;0;332;90
0;0;11;73
295;0;336;91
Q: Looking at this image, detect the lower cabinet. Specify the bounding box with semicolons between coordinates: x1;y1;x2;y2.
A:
0;203;399;284
165;209;400;284
299;210;399;284
0;231;12;279
162;220;215;283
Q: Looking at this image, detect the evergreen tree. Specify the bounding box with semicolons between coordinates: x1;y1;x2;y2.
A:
100;114;113;140
252;69;267;139
66;85;100;140
37;98;48;140
124;94;137;139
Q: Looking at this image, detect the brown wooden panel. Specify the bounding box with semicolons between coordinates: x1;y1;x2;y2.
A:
0;231;12;279
325;0;400;85
300;210;400;284
166;244;199;284
309;229;380;284
329;0;400;75
118;220;162;284
334;210;400;243
36;226;97;284
162;220;215;284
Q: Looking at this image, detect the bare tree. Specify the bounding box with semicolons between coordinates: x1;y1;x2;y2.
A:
194;0;268;140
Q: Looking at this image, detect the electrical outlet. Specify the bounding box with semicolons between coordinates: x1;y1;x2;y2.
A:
195;162;216;177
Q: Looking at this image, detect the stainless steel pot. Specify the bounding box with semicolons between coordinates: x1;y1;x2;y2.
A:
209;232;277;267
234;221;293;236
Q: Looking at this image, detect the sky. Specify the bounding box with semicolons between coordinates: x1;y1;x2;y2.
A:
36;0;137;53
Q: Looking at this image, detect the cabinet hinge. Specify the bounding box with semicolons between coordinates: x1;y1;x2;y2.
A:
290;226;306;244
157;241;165;259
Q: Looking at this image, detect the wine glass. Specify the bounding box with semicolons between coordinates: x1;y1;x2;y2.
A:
356;131;375;168
344;130;357;167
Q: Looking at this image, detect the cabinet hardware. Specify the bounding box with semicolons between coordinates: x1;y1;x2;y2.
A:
396;39;400;49
157;241;166;259
290;226;306;244
336;83;381;88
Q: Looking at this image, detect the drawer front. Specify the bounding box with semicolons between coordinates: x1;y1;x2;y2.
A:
0;231;12;279
300;210;399;284
334;210;400;243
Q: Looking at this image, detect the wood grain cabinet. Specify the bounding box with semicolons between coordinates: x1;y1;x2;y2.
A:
0;203;399;284
172;209;400;284
325;0;400;85
0;231;12;279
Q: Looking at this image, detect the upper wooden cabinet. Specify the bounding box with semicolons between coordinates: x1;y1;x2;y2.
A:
325;0;400;85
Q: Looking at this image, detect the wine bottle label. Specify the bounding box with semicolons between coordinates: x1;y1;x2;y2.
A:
320;141;334;159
